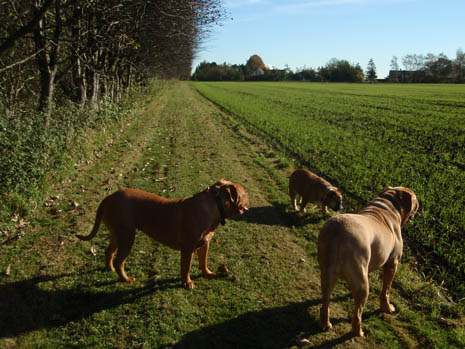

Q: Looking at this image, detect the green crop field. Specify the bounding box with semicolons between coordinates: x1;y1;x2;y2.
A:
192;81;465;299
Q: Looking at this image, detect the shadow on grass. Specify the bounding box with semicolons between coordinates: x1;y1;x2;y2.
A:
175;294;356;349
0;270;179;338
232;203;323;228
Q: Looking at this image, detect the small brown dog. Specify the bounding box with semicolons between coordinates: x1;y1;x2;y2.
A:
289;168;343;214
317;187;418;336
76;179;249;288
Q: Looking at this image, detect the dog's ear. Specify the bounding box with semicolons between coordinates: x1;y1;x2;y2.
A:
395;188;418;225
221;184;238;207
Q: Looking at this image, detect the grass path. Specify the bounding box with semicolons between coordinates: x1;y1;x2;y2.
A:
1;81;463;348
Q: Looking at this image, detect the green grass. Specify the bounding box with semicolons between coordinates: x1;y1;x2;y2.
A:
192;81;465;301
1;81;464;348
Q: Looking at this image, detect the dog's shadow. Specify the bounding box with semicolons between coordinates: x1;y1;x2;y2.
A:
0;270;179;338
232;203;323;228
175;294;360;348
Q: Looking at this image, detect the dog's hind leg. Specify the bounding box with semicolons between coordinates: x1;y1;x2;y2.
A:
105;235;118;272
113;228;136;282
347;266;369;337
319;265;338;331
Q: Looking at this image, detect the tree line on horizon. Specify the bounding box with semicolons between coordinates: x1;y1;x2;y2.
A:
192;55;366;82
192;50;465;83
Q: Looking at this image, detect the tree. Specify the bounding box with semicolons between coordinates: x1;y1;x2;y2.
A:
0;0;227;116
245;54;265;77
319;58;364;82
424;53;452;82
390;56;399;71
402;54;425;71
366;58;377;82
453;48;465;82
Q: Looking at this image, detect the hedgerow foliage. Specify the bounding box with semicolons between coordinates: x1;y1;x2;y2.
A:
0;0;226;222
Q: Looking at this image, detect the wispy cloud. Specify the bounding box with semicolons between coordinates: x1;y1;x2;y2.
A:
225;0;267;8
275;0;364;13
275;0;410;13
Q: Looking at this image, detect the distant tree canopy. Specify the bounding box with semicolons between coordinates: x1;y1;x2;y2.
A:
319;59;364;82
389;50;465;83
192;57;364;82
191;62;245;81
1;0;226;116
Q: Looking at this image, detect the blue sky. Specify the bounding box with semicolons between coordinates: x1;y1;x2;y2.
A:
193;0;465;78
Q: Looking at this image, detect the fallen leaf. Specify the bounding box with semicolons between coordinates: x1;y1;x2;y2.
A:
90;246;97;256
14;219;29;229
70;201;79;209
5;263;11;275
218;264;229;274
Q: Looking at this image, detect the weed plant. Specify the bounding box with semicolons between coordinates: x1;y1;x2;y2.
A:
0;79;160;230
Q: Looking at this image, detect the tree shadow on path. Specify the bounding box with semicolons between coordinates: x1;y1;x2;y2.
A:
0;270;179;338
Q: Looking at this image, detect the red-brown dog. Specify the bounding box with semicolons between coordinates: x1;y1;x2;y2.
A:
289;168;343;214
77;179;249;288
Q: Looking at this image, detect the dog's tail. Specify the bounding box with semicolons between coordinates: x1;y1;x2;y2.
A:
76;198;106;241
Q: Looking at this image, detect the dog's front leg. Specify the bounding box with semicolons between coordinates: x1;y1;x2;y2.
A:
181;249;195;289
197;240;216;278
380;261;398;313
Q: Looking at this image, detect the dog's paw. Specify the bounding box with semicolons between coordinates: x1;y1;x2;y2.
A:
320;322;333;332
183;280;195;289
202;268;218;278
380;302;396;313
203;271;217;279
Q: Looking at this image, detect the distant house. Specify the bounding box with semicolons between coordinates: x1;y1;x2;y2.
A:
389;70;415;82
251;67;265;77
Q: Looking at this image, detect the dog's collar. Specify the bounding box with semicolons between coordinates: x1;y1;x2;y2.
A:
209;187;226;226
